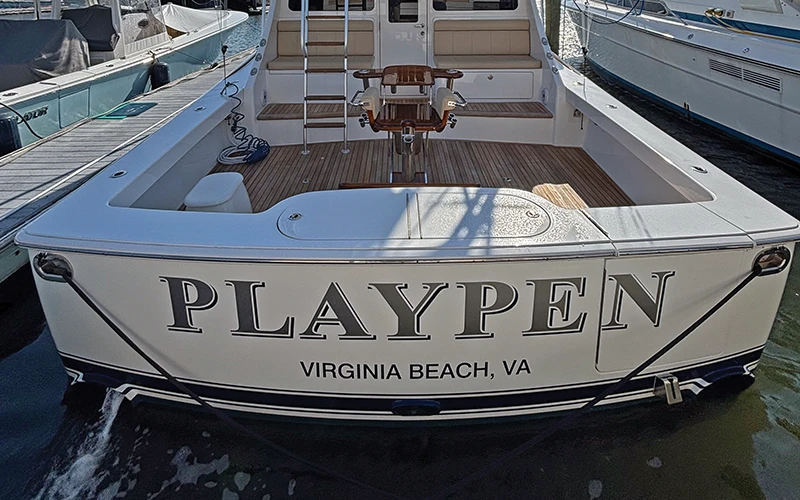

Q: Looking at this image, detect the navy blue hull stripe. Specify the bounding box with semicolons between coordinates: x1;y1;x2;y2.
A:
62;348;763;414
675;11;800;43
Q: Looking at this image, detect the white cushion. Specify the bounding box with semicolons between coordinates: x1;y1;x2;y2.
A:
434;55;542;70
184;173;252;213
267;55;374;70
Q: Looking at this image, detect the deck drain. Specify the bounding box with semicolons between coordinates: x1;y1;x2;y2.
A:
110;170;127;178
301;179;309;184
288;213;303;221
503;176;512;182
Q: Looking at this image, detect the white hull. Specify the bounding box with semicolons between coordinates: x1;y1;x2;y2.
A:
34;245;786;421
566;2;800;163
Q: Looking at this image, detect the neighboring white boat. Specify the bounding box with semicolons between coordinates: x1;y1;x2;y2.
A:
0;0;248;155
16;0;800;422
565;0;800;164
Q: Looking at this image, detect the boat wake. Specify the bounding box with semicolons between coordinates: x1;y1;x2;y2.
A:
34;389;125;500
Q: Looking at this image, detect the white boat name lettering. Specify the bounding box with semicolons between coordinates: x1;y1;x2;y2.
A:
160;271;675;338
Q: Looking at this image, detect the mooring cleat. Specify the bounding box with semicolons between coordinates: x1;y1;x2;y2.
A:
654;374;683;404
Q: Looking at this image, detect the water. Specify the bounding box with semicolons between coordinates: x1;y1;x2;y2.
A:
1;13;800;500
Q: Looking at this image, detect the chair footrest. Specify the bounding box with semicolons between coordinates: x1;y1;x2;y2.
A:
340;182;482;189
306;41;346;47
305;122;346;128
305;95;346;101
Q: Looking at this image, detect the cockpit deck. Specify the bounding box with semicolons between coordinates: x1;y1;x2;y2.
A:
212;139;633;212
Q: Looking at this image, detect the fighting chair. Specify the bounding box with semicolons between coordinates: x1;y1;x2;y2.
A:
349;65;467;184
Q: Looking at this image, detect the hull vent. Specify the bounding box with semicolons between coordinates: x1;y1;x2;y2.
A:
709;58;782;92
742;68;782;92
709;58;742;78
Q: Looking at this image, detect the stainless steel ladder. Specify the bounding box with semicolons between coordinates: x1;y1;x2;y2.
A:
301;0;350;154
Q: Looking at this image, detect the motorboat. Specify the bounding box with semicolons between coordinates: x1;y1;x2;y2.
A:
565;0;800;164
16;0;800;422
0;0;248;155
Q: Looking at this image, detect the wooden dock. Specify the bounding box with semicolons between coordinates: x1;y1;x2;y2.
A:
0;51;254;283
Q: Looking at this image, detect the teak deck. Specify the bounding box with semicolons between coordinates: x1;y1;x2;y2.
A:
257;101;553;120
213;139;633;212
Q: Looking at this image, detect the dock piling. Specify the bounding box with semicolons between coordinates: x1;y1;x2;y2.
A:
545;0;561;54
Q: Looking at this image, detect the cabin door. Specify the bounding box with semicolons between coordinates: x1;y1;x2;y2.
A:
379;0;428;66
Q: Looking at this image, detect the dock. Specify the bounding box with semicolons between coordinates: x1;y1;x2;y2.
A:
0;50;254;283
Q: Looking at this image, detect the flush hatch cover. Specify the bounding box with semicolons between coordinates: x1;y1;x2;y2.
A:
277;190;410;240
416;191;551;239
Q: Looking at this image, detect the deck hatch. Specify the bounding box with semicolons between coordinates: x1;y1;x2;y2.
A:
276;190;411;240
416;191;552;239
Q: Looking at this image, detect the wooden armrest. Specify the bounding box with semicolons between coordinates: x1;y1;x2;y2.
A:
353;69;383;80
431;68;464;80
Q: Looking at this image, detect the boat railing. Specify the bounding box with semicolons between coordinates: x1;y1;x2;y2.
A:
704;7;800;44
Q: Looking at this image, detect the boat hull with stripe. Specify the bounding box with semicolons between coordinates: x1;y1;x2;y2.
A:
566;0;800;164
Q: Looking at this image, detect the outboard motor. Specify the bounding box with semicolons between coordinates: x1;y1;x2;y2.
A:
0;115;22;156
150;61;170;90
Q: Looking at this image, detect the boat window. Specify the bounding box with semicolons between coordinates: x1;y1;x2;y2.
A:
389;0;418;21
288;0;375;11
610;0;667;15
432;0;518;11
639;1;668;15
739;0;782;13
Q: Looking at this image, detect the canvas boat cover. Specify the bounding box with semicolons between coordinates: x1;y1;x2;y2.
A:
62;5;119;52
0;19;90;92
161;3;224;35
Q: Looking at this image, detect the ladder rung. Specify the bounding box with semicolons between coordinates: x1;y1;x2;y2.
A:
306;41;345;47
306;68;346;73
305;122;346;129
305;95;346;101
306;15;345;19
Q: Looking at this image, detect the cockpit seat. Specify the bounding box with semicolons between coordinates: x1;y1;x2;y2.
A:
267;20;375;71
267;55;374;71
434;55;542;70
433;20;542;70
353;66;465;134
350;65;466;184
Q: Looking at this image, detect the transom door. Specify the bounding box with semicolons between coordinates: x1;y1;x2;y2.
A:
379;0;428;67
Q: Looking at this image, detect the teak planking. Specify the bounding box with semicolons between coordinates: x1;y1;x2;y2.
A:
257;101;553;120
213;139;633;211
